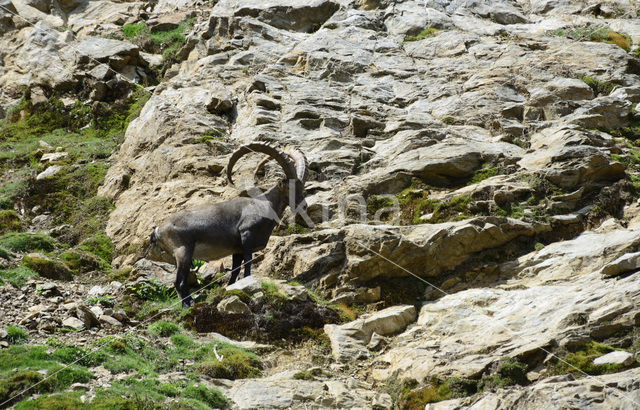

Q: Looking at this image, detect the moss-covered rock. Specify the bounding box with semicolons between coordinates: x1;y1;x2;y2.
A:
0;210;21;234
22;253;73;280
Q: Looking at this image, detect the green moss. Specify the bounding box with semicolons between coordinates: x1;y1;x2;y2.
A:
0;91;148;259
0;246;9;260
0;345;93;405
148;320;181;337
550;25;632;51
196;343;262;380
550;341;639;376
121;22;148;39
5;325;28;344
479;357;528;391
366;195;397;220
181;384;228;408
0;210;21;234
121;20;193;62
0;232;58;253
170;333;196;349
0;179;27;210
405;28;439;42
22;254;73;280
293;370;314;380
78;233;114;266
14;392;84;410
580;75;617;96
0;265;39;287
0;371;51;406
469;165;498;185
195;129;226;144
60;248;103;274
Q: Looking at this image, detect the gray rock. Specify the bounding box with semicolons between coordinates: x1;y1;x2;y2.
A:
77;305;100;329
428;367;640;409
87;285;108;297
226;276;261;294
99;315;123;327
593;351;635;366
325;305;416;361
217;295;251;315
62;317;85;331
38;283;61;297
40;152;68;163
598;252;640;277
36;165;63;180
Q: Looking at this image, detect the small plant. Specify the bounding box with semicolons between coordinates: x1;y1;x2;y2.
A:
0;232;58;253
550;341;638;376
405;28;439;42
196;342;262;380
181;384;228;408
0;265;39;287
580;75;617;96
550;24;632;51
5;325;28;343
479;357;528;391
195;129;226;144
469;165;498;185
148;320;181;337
128;279;176;301
0;210;21;234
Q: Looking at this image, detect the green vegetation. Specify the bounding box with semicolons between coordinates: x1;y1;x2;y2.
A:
0;90;150;286
22;254;72;280
5;325;28;344
0;345;93;406
386;357;528;408
0;210;21;233
196;342;262;380
195;129;226;144
550;341;639;376
550;25;632;51
0;232;58;253
469;165;498;185
4;333;245;407
367;184;472;225
127;279;176;302
580;75;617;96
0;265;38;287
405;28;439;42
0;246;10;260
121;22;148;39
148;320;181;337
478;357;528;391
120;19;194;61
273;223;310;236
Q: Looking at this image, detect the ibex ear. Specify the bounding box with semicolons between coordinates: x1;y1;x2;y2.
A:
277;180;284;191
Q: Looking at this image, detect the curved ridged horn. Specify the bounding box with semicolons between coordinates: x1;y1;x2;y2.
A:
252;148;308;182
227;143;297;185
253;155;272;179
287;148;308;182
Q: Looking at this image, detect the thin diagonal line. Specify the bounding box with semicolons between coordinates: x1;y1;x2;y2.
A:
0;256;260;407
354;240;640;408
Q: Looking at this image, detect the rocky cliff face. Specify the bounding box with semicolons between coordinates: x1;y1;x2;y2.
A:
3;0;640;408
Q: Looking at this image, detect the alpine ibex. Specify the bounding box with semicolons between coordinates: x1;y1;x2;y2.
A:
149;143;308;307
